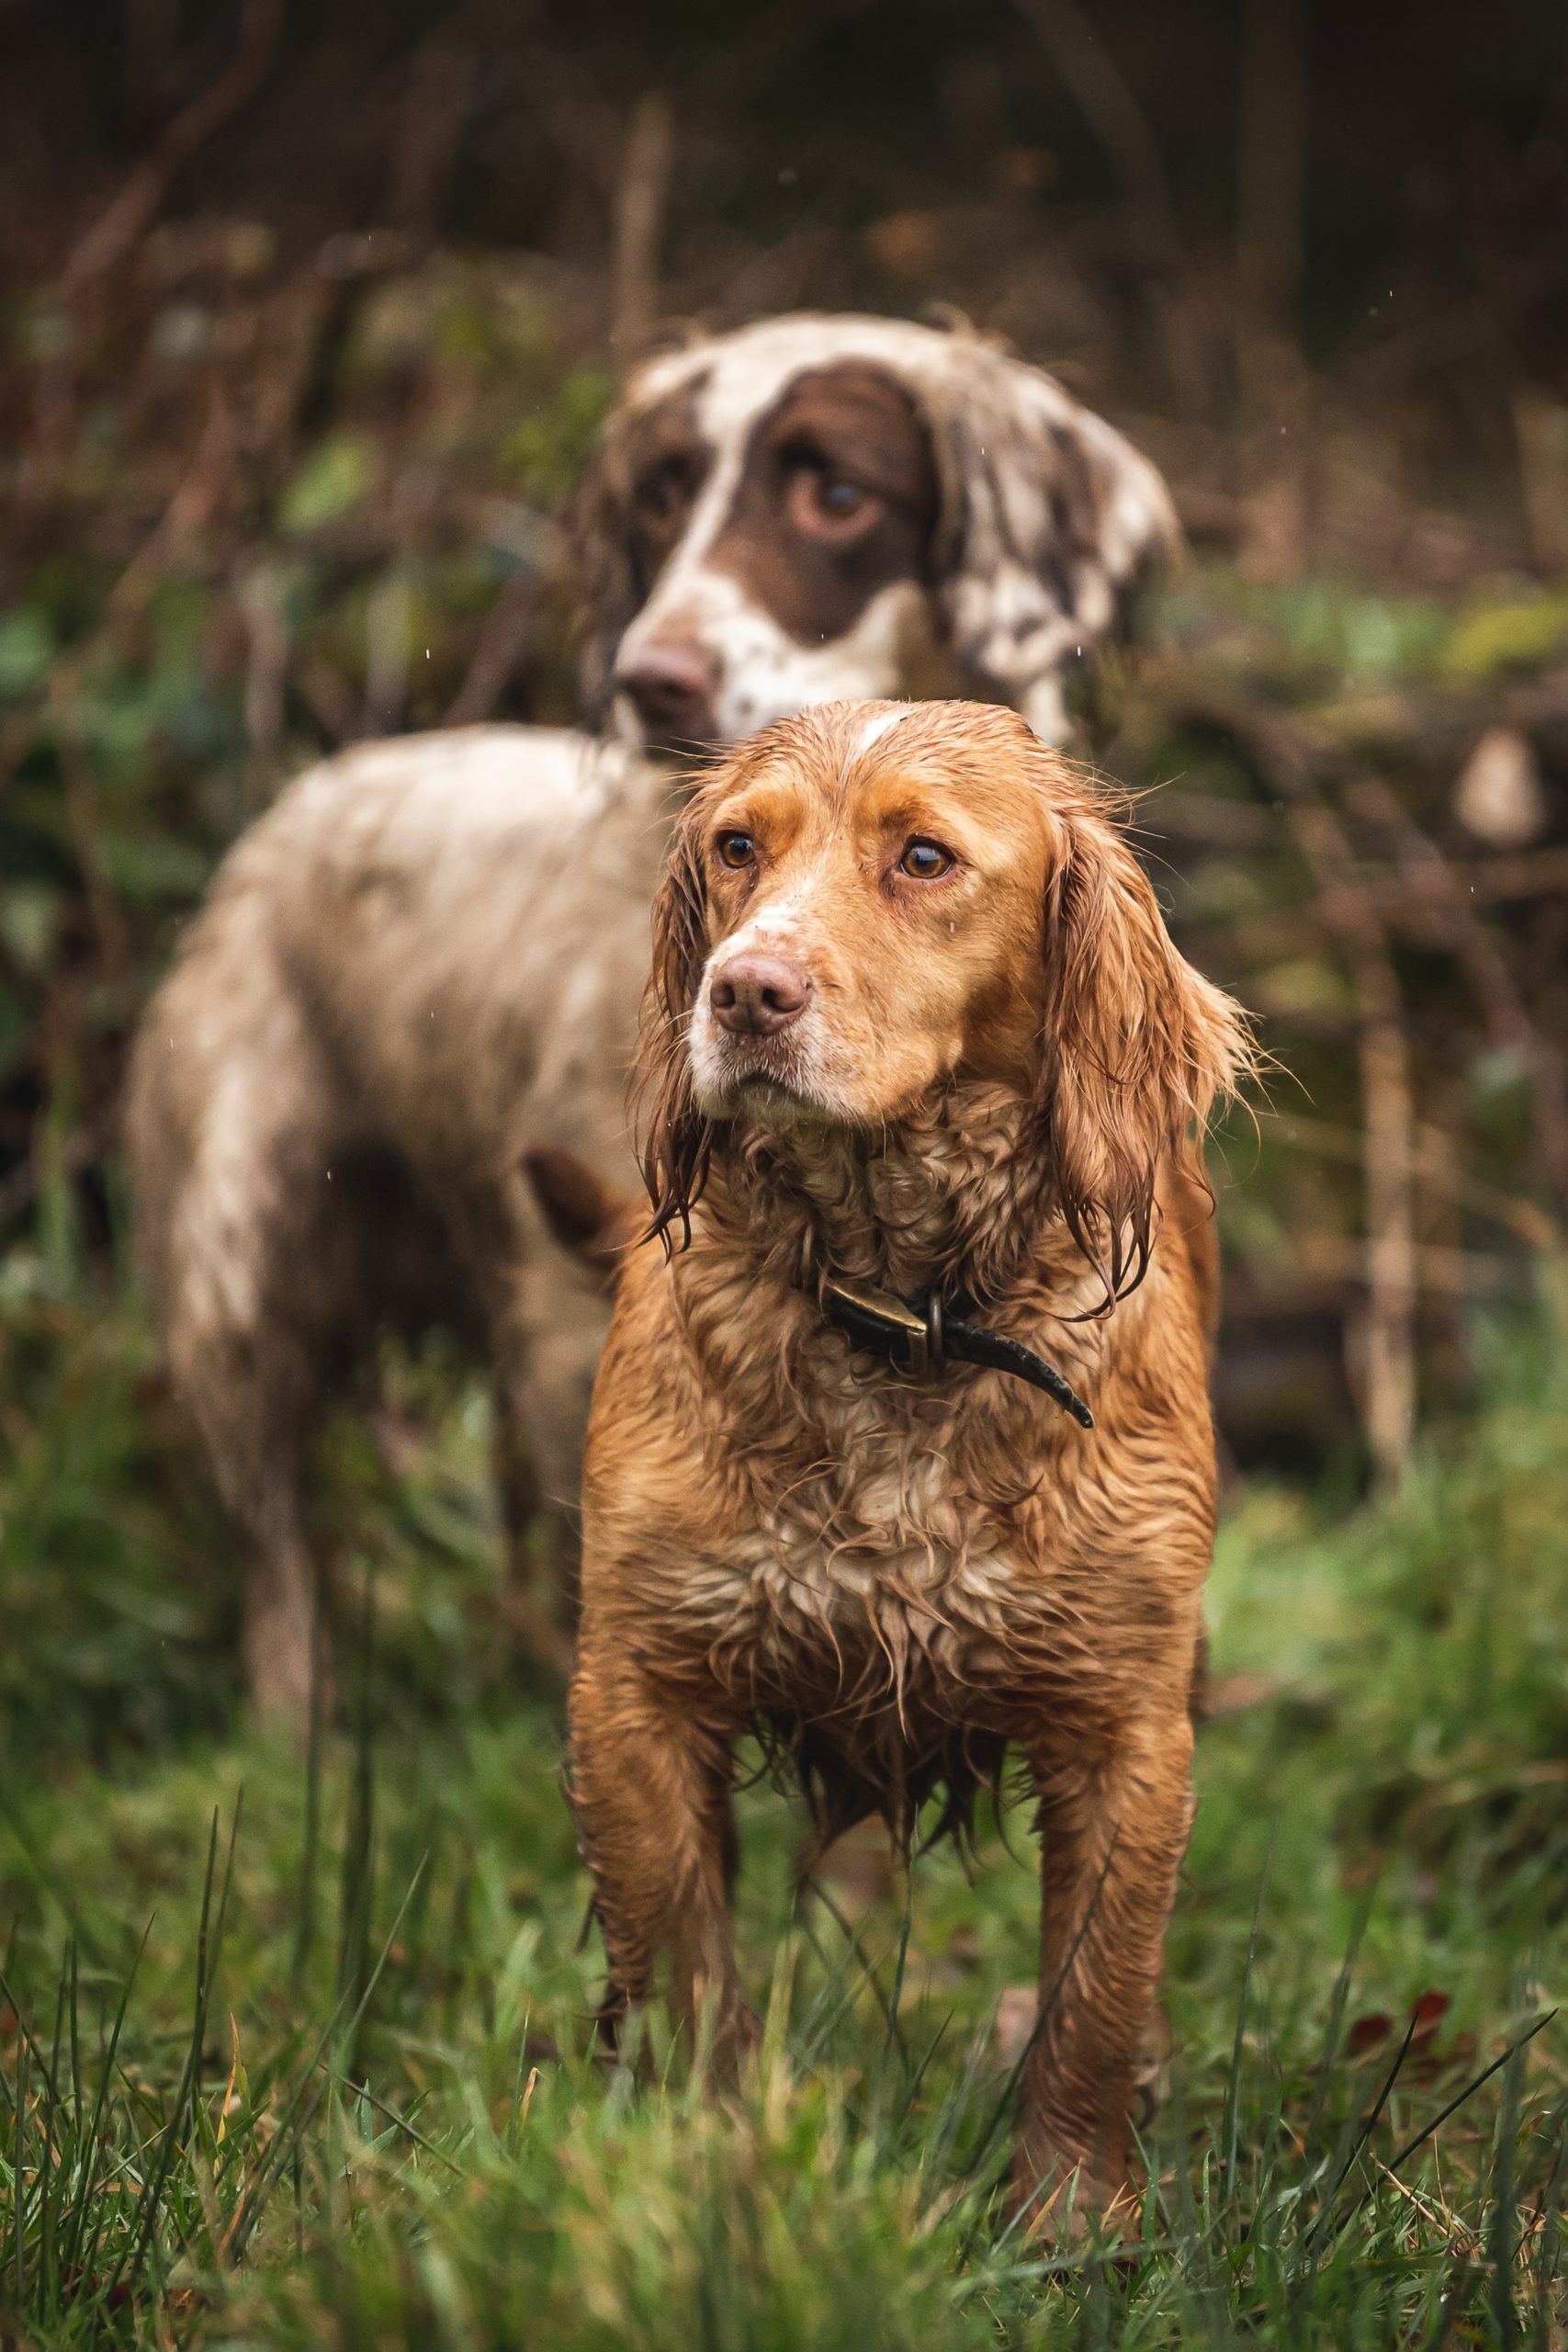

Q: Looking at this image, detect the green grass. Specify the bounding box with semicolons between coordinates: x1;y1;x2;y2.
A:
3;1279;1568;2346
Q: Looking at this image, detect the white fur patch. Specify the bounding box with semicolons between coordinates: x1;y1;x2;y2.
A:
853;706;912;754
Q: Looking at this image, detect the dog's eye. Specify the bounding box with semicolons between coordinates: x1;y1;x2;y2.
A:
785;464;877;538
897;838;953;880
716;830;756;869
636;457;694;520
818;477;863;515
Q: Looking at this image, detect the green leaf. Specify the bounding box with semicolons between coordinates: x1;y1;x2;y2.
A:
0;607;54;698
277;435;377;534
1441;592;1568;678
93;830;213;902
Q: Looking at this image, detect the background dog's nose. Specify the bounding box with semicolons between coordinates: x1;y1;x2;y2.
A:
614;639;720;741
709;954;813;1037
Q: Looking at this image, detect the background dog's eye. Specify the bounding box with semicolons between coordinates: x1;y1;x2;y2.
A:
785;463;877;538
898;838;953;879
716;831;756;868
636;457;693;520
818;476;863;515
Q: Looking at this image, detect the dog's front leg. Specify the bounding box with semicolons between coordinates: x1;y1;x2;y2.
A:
568;1645;752;2074
1013;1710;1196;2230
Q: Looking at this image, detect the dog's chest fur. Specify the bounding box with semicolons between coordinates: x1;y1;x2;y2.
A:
654;1095;1154;1734
674;1342;1121;1730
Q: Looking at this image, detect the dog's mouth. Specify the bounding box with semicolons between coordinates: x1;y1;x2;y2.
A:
697;1037;824;1122
735;1069;799;1103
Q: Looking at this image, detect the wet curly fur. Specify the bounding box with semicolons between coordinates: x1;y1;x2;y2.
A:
568;700;1254;2226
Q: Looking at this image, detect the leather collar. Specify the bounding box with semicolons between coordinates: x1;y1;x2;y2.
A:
819;1274;1094;1430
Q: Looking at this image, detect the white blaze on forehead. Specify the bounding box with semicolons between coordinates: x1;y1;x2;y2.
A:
630;313;958;444
853;706;912;755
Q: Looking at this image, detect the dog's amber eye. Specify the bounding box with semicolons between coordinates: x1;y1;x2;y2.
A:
716;830;756;869
898;838;953;880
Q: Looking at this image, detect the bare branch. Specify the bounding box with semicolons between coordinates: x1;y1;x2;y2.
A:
612;93;676;358
63;0;288;296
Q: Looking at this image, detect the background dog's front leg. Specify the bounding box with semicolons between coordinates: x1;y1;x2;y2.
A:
1015;1711;1196;2227
568;1647;750;2073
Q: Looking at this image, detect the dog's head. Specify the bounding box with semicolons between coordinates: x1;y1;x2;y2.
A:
570;315;1179;753
638;700;1251;1302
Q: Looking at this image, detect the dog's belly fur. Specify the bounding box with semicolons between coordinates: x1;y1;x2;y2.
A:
658;1498;1167;1849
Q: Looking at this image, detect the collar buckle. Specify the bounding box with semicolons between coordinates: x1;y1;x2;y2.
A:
821;1275;931;1374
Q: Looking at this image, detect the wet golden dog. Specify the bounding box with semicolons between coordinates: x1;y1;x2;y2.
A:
568;699;1252;2222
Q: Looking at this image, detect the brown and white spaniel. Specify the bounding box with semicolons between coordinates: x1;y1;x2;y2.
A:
127;315;1179;1724
570;699;1252;2226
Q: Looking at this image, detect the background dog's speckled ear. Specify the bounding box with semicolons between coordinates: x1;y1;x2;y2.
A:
925;339;1182;744
562;416;646;726
563;347;716;728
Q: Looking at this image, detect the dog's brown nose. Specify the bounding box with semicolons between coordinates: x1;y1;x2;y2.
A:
615;639;719;743
709;954;813;1038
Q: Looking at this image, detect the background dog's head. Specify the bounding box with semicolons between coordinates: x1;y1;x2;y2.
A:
638;700;1250;1300
570;315;1179;753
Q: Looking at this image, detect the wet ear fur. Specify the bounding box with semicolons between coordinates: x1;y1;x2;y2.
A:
1039;785;1254;1306
635;808;715;1251
561;417;646;728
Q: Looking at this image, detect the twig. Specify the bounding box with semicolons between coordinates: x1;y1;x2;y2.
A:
388;23;476;235
1008;0;1206;411
108;379;237;617
445;572;548;727
1190;697;1418;1485
1268;1116;1562;1256
62;0;287;296
612;93;675;357
1340;766;1568;1214
236;560;292;765
1235;0;1311;574
1179;844;1568;970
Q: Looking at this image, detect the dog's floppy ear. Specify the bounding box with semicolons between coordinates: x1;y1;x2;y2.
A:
635;807;715;1252
1039;788;1253;1307
926;341;1181;744
563;339;714;729
562;417;644;728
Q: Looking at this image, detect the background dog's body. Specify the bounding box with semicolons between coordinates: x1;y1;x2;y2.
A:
126;315;1178;1721
129;727;661;1712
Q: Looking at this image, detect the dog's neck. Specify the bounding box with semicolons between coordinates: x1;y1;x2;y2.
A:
696;1080;1066;1311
